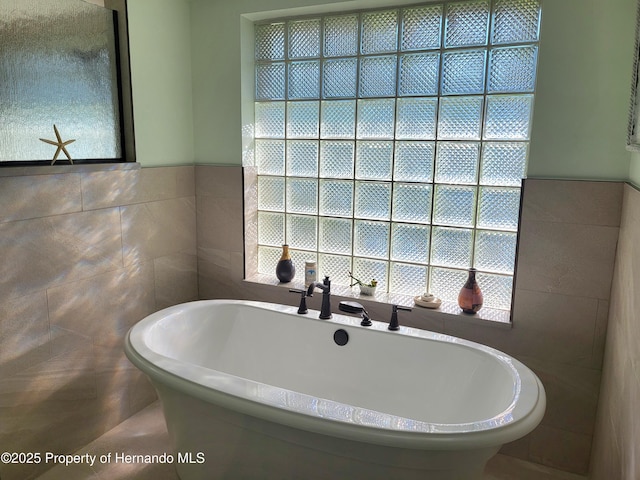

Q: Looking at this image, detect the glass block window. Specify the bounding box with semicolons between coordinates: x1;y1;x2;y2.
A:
253;0;541;311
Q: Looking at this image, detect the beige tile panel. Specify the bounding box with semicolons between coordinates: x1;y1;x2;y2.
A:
0;325;96;409
590;184;640;480
0;394;135;480
196;195;244;253
591;300;609;371
0;208;124;304
121;197;196;266
518;356;600;436
47;262;156;348
195;165;242;198
485;453;587;480
516;220;619;299
529;425;592;475
175;165;196;198
154;252;198;309
36;402;176;480
0;369;96;408
521;179;623;227
498;434;531;461
0;292;50;378
128;369;158;414
445;289;599;366
198;247;247;300
81;166;196;210
0;174;82;223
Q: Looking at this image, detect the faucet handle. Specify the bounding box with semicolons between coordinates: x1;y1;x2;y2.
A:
388;304;412;331
289;288;308;314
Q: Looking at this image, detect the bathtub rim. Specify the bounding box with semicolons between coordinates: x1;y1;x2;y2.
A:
124;299;546;452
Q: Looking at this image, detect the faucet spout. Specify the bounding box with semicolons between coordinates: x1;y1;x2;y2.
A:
306;276;332;319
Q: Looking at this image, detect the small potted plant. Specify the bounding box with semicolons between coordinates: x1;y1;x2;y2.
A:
348;271;377;296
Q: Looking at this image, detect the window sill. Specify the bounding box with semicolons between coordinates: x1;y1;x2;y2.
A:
243;274;512;329
0;162;140;178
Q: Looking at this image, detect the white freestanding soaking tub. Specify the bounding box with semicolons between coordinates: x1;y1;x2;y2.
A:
125;299;545;480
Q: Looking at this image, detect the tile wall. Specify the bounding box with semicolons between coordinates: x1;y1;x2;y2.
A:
590;183;640;480
0;163;627;478
198;165;623;476
0;165;197;480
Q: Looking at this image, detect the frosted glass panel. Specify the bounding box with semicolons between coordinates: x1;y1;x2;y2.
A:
391;223;430;263
492;0;541;45
477;186;521;231
474;230;516;273
399;53;440;96
258;246;282;275
355;141;393;180
318;254;352;285
430;227;473;269
390;262;427;295
354;220;389;259
396;98;438;140
392;184;432;223
257;212;285;246
288;61;320;99
435;142;480;184
477;272;514;310
323;59;358;98
441;50;486;95
258;176;285;211
394;142;434;182
289;19;320;59
401;5;443;51
286;178;318;214
444;0;490;48
320;141;355;178
287;101;320;138
287;140;318;177
357;99;396;140
433;185;477;227
359;56;397;98
355;181;391;220
361;10;398;54
287;214;317;250
480;142;527;186
324;14;359;57
257;63;286;100
256;23;285;60
319;180;353;217
483;94;533;140
437;96;483;140
488;46;537;93
319;217;352;254
321;100;356;139
1;0;122;162
256;140;285;175
255;102;286;138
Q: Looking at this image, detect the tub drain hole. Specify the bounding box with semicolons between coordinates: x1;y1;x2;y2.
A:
333;329;349;346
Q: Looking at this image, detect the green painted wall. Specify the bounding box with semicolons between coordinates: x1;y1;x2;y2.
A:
128;0;194;166
528;0;635;181
631;153;640;186
189;0;637;182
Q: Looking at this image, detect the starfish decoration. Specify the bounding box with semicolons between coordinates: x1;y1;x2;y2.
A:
39;125;75;165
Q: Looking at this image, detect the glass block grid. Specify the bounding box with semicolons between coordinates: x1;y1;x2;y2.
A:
254;0;541;312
